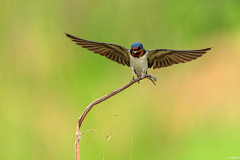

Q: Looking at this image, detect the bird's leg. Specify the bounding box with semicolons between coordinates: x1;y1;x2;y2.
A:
132;67;135;81
137;69;144;80
140;69;145;78
137;71;145;84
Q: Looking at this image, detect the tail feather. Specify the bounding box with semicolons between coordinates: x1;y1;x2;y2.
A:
148;77;156;85
136;76;155;85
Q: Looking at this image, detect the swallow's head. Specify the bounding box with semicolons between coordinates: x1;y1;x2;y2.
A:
131;42;145;57
131;42;143;51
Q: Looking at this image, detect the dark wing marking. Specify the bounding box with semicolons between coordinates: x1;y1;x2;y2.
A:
65;33;130;67
147;48;211;69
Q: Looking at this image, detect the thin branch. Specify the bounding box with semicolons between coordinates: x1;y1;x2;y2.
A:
74;74;157;160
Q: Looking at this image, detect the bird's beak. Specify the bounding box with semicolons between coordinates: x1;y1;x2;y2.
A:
132;51;138;54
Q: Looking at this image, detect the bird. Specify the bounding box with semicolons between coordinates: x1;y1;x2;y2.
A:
65;32;211;84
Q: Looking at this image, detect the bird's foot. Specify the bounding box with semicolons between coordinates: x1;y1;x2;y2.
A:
138;74;145;79
139;71;146;79
131;76;135;81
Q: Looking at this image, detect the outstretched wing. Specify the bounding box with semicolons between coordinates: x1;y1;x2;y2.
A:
147;48;211;69
65;33;130;66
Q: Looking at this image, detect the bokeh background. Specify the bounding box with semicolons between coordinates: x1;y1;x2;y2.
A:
1;0;240;159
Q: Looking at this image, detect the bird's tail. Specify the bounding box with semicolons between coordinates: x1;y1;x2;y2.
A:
148;77;156;85
138;77;156;85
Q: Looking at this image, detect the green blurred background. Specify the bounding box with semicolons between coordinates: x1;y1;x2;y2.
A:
1;0;240;159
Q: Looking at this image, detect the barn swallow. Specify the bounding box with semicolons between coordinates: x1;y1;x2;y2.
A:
65;33;211;84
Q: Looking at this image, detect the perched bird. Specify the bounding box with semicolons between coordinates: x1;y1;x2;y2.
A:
65;33;211;84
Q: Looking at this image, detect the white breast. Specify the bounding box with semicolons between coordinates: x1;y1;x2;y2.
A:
130;53;148;76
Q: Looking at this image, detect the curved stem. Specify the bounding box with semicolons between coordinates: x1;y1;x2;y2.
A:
74;74;157;160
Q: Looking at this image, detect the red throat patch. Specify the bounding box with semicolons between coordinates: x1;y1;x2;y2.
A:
131;49;144;58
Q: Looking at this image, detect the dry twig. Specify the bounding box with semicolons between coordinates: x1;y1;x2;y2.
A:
74;74;157;160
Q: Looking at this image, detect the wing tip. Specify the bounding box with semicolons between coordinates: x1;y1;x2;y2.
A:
64;32;76;39
204;47;212;51
63;32;70;36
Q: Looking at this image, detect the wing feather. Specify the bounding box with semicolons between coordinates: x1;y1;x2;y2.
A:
122;57;126;65
113;54;118;62
166;55;178;64
159;60;162;68
164;56;173;66
176;54;192;61
172;54;186;63
163;59;169;67
152;59;158;69
147;48;211;69
105;51;112;59
65;33;130;67
160;58;166;67
117;56;122;64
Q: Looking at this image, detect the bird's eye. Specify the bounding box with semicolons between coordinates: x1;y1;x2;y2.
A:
138;47;141;50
